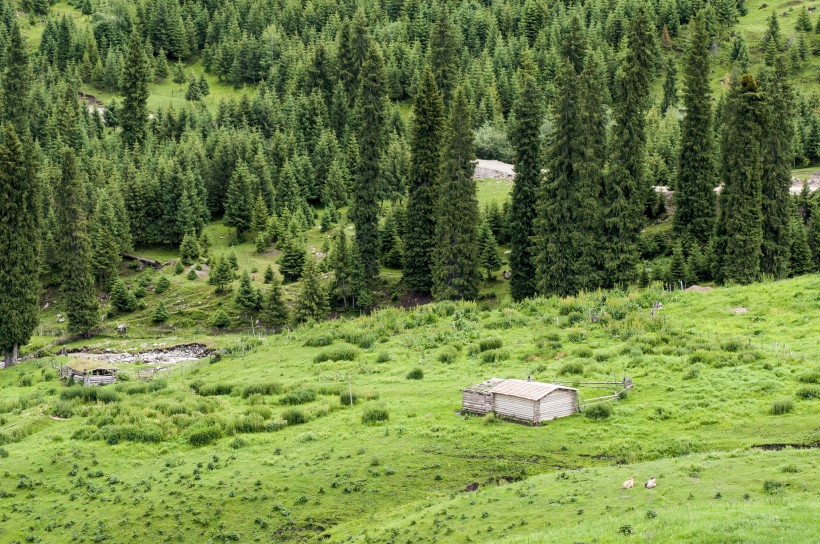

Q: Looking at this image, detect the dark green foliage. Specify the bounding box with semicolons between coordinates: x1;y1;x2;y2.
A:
235;270;261;311
155;276;170;294
313;346;358;363
188;425;223;447
279;227;307;282
770;397;793;415
660;58;678;114
585;403;612;420
361;406;389;424
280;389;317;405
224;162;255;237
668;242;686;285
151;301;169;323
478;338;503;352
714;75;765;285
353;43;387;279
110;279;137;312
210;308;231;328
789;213;813;276
509;54;542;301
208;254;235;293
282;408;308;425
187;269;197;281
432;88;481;301
406;368;424;380
295;257;328;323
2;22;32;135
263;265;275;284
90;192;122;288
535;23;605;297
428;7;459;102
0;125;41;365
55;147;99;339
674;15;717;246
603;6;656;287
760;58;794;278
404;66;444;293
795;386;820;400
478;221;503;280
120;32;150;146
179;233;201;265
380;209;404;269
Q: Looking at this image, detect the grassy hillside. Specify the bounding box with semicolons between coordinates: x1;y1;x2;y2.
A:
1;275;819;542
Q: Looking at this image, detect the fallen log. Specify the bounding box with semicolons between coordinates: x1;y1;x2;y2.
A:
122;254;163;270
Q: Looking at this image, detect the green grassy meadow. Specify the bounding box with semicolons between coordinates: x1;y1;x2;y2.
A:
2;275;819;542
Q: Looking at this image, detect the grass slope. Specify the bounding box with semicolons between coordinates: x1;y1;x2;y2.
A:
1;276;819;542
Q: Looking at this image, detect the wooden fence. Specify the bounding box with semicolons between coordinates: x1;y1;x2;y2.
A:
551;376;634;411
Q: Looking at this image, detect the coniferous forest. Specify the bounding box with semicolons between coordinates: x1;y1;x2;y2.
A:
2;0;819;364
1;0;820;542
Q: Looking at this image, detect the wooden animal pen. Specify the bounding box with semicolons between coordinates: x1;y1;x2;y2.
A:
60;360;118;386
461;378;506;415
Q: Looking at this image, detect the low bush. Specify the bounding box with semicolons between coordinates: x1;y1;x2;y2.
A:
280;388;317;405
282;408;308;425
559;361;585;375
795;386;820;400
303;334;334;347
340;391;359;406
770;398;793;415
585;403;612;420
188;425;223;446
265;420;287;432
763;480;784;495
338;331;376;349
51;400;74;419
406;368;424;380
478;337;503;352
362;406;389;424
228;413;266;434
194;383;235;396
481;348;510;364
241;382;283;398
102;424;164;444
60;386;120;404
797;370;820;384
314;346;359;363
437;346;458;363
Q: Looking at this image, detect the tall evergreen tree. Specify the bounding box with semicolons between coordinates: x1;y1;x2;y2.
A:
224;161;255;237
760;57;794;279
603;6;657;287
428;7;459;102
54;147;99;338
353;43;387;278
294;256;328;322
262;272;289;330
1;21;32;133
713;75;766;284
660;58;678;114
478;220;503;280
535;21;605;297
0;125;41;366
508;53;542;301
674;15;717;246
235;269;261;311
432;88;481;301
120;32;150;147
403;66;444;293
329;228;353;306
90;191;122;289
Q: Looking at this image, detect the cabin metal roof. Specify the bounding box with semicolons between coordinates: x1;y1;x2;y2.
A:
490;379;577;401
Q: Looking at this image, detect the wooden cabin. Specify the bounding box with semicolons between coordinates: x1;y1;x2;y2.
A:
462;378;578;424
61;359;118;386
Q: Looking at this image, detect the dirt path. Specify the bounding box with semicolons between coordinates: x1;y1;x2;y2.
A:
59;343;211;365
474;159;515;180
791;173;820;195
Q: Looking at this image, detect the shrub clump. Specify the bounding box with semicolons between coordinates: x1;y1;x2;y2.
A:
361;406;389;424
795;386;820;400
559;361;585;375
102;424;164;444
770;397;793;415
338;331;377;349
193;383;235;396
406;368;424;380
241;382;283;398
797;370;820;384
585;403;612;420
375;351;392;363
313;345;358;363
763;480;784;495
280;388;317;405
480;348;510;364
437;346;458;363
188;425;223;446
51;400;74;419
282;408;308;426
60;386;120;404
478;337;503;352
340;391;359;406
303;334;334;347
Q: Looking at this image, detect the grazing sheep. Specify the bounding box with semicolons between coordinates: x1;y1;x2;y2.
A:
621;477;635;489
645;477;657;489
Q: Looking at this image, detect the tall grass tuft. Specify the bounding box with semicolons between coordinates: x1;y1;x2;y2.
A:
770;398;793;415
314;345;359;363
361;406;389;424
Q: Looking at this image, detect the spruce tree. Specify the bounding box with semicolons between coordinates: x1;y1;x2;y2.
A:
713;75;766;285
478;220;503;280
535;22;605;297
603;6;656;287
329;228;353;306
90;192;122;289
1;21;32;134
0;125;41;366
224;161;255;237
668;242;686;286
508;53;542;301
154;48;169;80
151;301;169;323
432;88;481;301
262;273;289;330
674;15;717;246
120;32;150;147
403;66;444;293
110;279;136;312
54;147;99;338
208;254;234;293
789;211;813;276
279;220;308;282
294;256;328;323
235;270;261;311
428;7;459;102
660;57;677;114
263;265;275;284
250;195;269;234
353;43;387;278
179;232;201;265
760;57;794;279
